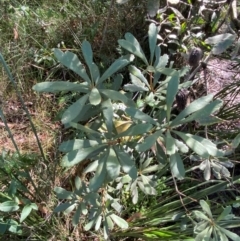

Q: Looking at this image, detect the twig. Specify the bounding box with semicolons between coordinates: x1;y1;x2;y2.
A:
0;53;47;163
171;171;197;214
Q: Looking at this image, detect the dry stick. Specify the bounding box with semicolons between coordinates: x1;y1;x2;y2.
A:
204;65;209;139
171;171;197;215
0;53;47;163
99;0;115;53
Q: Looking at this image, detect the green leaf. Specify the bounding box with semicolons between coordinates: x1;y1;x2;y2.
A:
193;210;211;221
166;73;179;121
84;218;96;231
59;139;101;152
128;65;150;88
89;88;101;106
98;54;134;84
170;152;185;180
155;54;169;69
99;89;135;107
217;206;232;222
91;63;100;83
218;226;240;241
148;23;158;63
154;45;161;67
81;40;94;81
181;99;223;124
101;98;113;136
156;67;178;76
125;107;158;125
7;220;22;234
171;94;214;126
0;201;19;212
20;204;33;223
124;82;148;92
114;147;137;179
147;0;160;17
116;0;130;3
170;7;185;20
95;215;102;231
197;115;223;126
53;202;75;213
81;202;88;215
116;123;152;138
194;220;208;233
195;226;212;241
175;139;189;153
156;141;167;164
70;122;102;136
135;130;162;152
173;131;209;158
176;132;223;157
84;209;101;231
61;94;89;124
141;175;157;195
61;144;107;167
166;130;176;155
112;74;123;90
110;213;128;229
106;148;121;181
54;187;74;199
33;81;89;93
72;204;82;226
54;49;91;84
205;33;236;55
106;215;114;230
200;200;212;218
74;176;82;191
200;159;211;181
118;36;148;65
232;133;240;149
89;151;108;191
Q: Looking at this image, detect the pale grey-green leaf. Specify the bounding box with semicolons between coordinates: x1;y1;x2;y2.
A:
200;200;212;218
171;94;214;126
129;65;150;88
89;151;108;191
61;144;106;167
115;147;137;179
0;201;19;212
125;107;157;125
135;130;162;152
59;139;101;152
166;73;179;121
147;0;159;17
82;40;94;80
33;81;89;93
118;39;148;65
99;54;134;84
72;205;82;226
100;89;135;107
173;131;209;158
89;88;101;106
101;98;113;136
110;214;128;229
170;152;185;180
106;148;120;180
20;205;32;223
61;94;89;124
54;49;91;84
148;23;158;62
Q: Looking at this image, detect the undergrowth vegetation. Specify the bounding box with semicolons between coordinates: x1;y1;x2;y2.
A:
1;0;240;240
